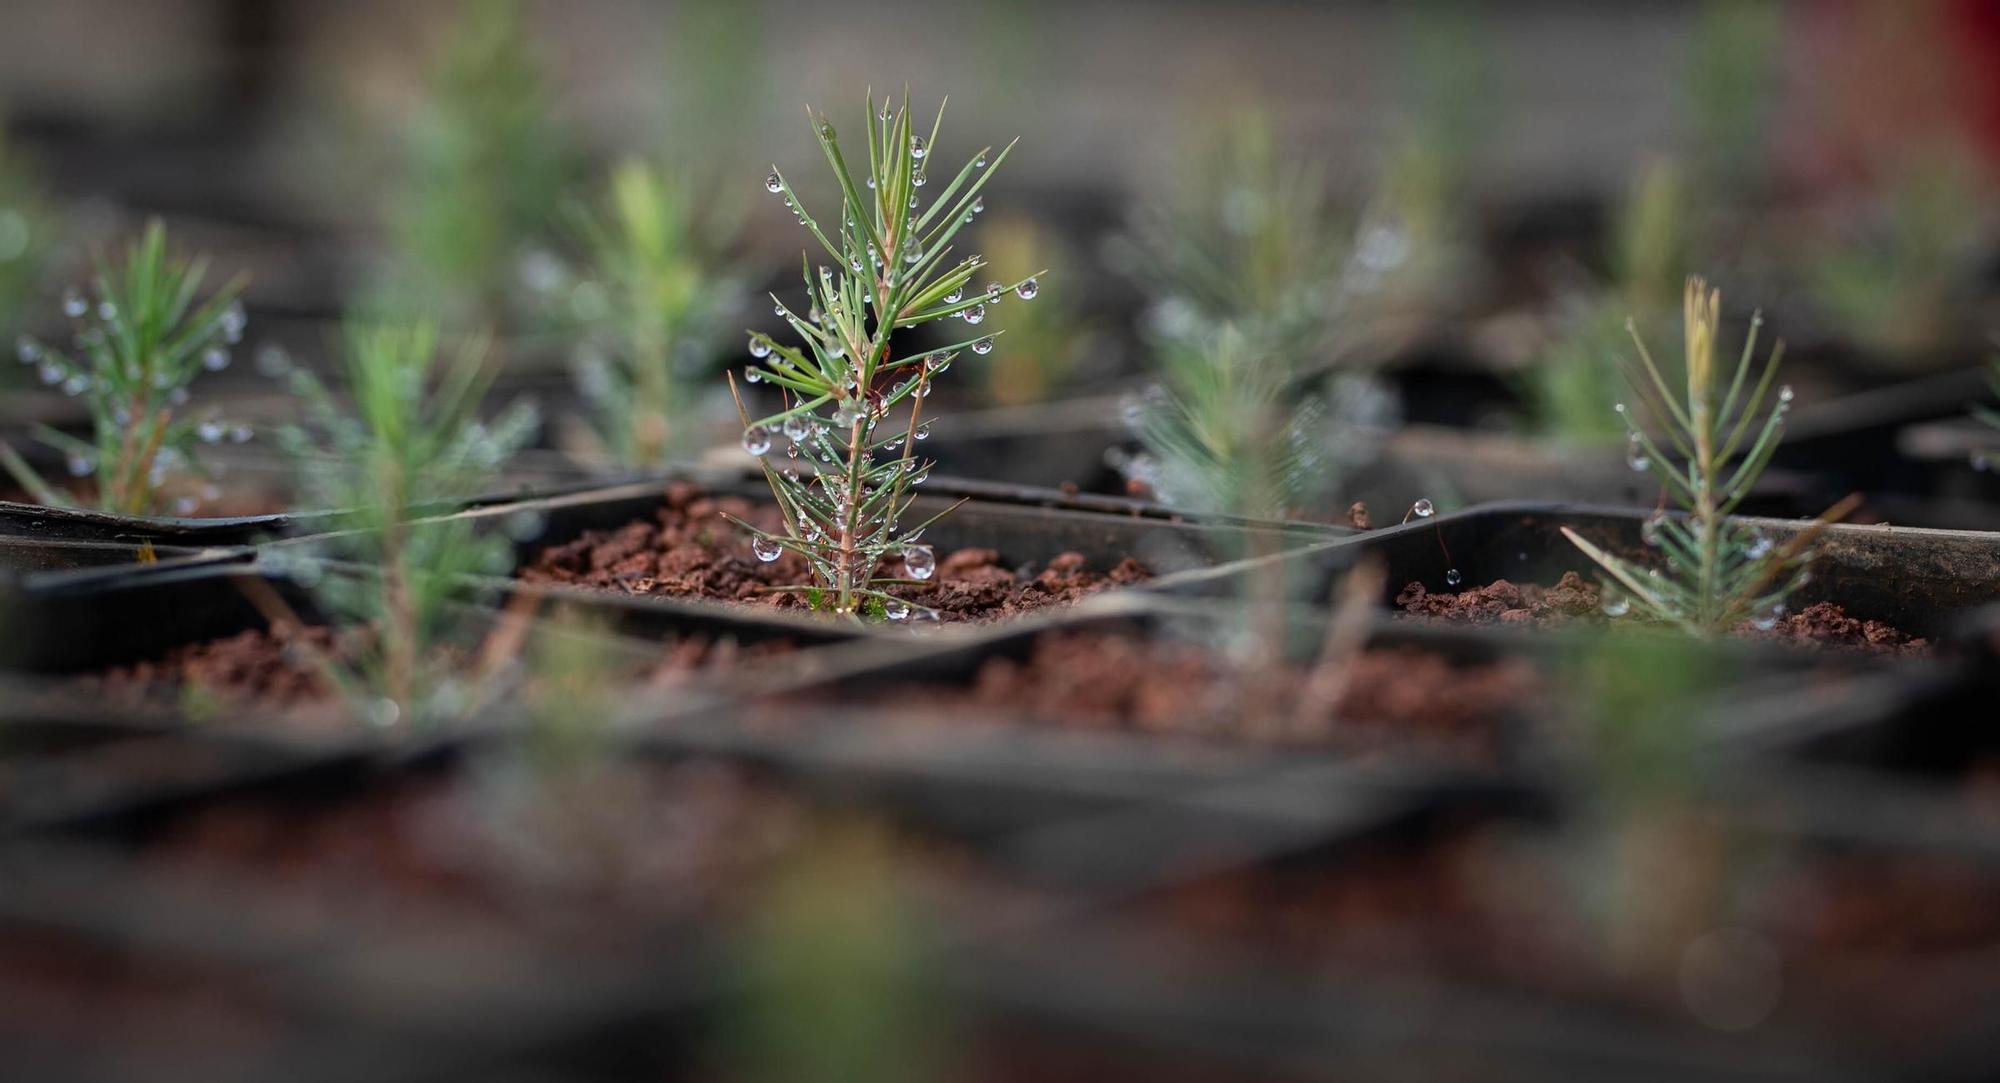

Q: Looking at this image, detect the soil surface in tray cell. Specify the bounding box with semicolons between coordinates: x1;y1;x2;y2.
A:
519;482;1150;621
1396;572;1927;654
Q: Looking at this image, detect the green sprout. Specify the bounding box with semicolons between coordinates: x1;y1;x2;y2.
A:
561;160;740;468
384;0;567;328
269;322;537;724
731;91;1039;620
1562;277;1822;637
4;221;247;515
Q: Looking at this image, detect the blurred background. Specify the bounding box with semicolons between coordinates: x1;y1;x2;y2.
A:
0;0;1997;516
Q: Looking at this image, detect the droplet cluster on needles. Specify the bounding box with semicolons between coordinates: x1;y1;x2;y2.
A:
729;91;1042;621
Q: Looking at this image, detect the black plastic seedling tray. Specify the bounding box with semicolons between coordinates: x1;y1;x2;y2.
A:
1156;501;2000;647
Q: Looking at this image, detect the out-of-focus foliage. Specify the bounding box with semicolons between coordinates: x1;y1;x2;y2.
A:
4;222;247;514
977;213;1095;407
555;161;740;469
383;0;569;330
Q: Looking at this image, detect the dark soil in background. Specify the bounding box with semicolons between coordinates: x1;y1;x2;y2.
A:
1158;821;2000;1044
131;757;1039;952
865;630;1541;763
70;622;796;724
1395;572;1928;654
519;482;1150;621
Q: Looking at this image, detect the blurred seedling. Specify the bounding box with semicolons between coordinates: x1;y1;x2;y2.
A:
1564;277;1854;638
1809;151;1989;363
1525;158;1689;442
719;824;943;1083
0;120;52;355
976;212;1096;407
1121;324;1335;523
262;321;538;725
4;221;249;515
731;90;1040;620
1115;108;1346;362
385;0;568;329
558;160;740;468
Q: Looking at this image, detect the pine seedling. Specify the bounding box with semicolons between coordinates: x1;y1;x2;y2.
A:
561;161;739;468
732;91;1039;620
1562;277;1819;638
270;322;537;725
4;221;248;515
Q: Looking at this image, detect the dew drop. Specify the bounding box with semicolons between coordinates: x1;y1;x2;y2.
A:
782;414;810;441
1015;277;1040;300
1751;601;1785;631
229;423;252;444
903;544;937;580
1745;533;1773;560
1626;433;1649;472
1642;513;1665;547
915;421;932;441
962;304;986;325
744;367;762;383
14;336;37;363
96;300;116;321
741;425;772;456
1972;451;1990;472
971;196;984;213
912;170;927;188
1444;568;1462;587
60;374;88;396
1777;385;1794;404
902;237;922;264
37;360;61;385
749;338;772;358
61;288;86;318
1601;591;1631;617
1412;498;1435;518
65;454;92;477
202;346;229;371
752;535;783;562
985;281;1003;302
974;152;988;168
198;419;225;443
884;597;911;621
909;135;928;159
971;337;994;355
944;286;962;304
